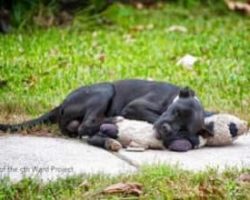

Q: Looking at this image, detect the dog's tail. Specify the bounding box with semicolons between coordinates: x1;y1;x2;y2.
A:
0;106;60;133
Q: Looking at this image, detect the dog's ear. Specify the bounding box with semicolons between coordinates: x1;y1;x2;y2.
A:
189;89;195;97
179;87;195;98
198;122;214;138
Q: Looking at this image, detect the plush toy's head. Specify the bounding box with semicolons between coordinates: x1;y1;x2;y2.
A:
200;114;248;146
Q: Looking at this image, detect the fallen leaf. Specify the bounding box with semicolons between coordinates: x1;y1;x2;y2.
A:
57;11;73;26
146;24;154;30
135;2;144;9
237;173;250;182
131;24;145;32
167;25;188;33
79;180;90;191
177;54;198;69
33;15;55;28
98;53;105;62
92;31;98;38
123;34;135;44
103;182;143;196
130;24;154;33
23;75;38;88
226;1;250;15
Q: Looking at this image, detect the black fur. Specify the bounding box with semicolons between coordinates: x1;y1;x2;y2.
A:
229;122;238;137
0;79;210;148
153;87;207;147
0;106;59;132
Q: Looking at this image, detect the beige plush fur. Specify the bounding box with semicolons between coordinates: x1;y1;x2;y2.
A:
204;114;248;146
114;117;165;150
113;114;248;150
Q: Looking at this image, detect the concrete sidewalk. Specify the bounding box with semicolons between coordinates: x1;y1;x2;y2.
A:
0;135;136;181
0;134;250;181
118;135;250;171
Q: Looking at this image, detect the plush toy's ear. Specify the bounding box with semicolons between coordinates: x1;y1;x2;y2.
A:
198;122;214;138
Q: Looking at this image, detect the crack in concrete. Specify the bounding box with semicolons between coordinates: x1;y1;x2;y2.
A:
81;136;140;169
111;152;140;169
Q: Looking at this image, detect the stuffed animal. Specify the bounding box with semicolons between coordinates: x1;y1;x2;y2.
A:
100;114;248;152
203;113;248;146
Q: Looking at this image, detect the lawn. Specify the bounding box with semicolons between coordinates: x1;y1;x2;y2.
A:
0;3;249;122
1;165;250;199
0;2;250;199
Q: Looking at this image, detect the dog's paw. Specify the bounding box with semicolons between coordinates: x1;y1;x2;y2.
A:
105;138;122;152
100;124;118;138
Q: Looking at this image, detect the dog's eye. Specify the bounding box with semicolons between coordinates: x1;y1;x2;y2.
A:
172;108;179;116
176;108;191;118
181;110;191;117
162;123;171;133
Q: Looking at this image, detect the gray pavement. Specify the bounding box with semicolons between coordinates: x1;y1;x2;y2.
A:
118;135;250;171
0;134;250;182
0;135;136;182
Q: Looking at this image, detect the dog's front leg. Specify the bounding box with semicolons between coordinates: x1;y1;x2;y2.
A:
87;134;122;151
121;99;161;123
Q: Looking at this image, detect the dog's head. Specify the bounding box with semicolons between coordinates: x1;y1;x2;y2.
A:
154;87;210;148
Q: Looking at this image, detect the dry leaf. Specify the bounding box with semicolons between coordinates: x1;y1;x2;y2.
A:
99;54;105;62
131;25;145;32
123;34;135;44
130;24;154;33
79;180;90;191
177;54;198;69
23;75;38;88
167;25;188;33
92;31;98;38
57;11;73;26
146;24;154;30
33;15;54;28
226;1;250;15
237;173;250;182
135;2;144;9
103;182;143;196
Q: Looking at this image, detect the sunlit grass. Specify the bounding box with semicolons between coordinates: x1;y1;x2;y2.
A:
0;3;249;122
0;165;249;199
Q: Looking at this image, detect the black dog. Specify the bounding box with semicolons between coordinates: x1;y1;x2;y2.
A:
0;79;211;149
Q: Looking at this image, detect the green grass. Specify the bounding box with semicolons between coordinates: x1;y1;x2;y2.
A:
0;165;249;199
0;3;249;122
